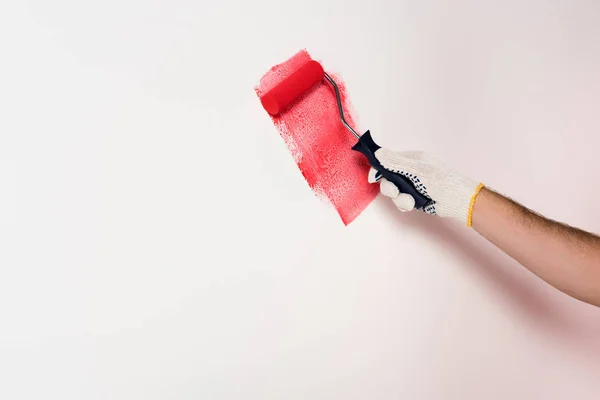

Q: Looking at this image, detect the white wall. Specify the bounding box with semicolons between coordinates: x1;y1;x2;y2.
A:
1;1;599;399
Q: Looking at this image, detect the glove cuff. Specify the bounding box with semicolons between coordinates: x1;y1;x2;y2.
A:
466;183;486;227
436;179;484;225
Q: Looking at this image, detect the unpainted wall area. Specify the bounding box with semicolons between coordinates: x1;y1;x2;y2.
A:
1;1;600;399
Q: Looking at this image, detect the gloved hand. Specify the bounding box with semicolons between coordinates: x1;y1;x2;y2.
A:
368;149;485;226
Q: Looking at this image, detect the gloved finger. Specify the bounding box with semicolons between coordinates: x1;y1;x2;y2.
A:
379;179;415;212
379;178;400;198
374;148;423;176
392;193;416;212
392;150;427;160
367;167;382;183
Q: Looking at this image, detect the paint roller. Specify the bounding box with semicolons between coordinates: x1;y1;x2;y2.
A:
260;60;432;210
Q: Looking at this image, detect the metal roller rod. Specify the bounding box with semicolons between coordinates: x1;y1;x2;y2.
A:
324;73;361;140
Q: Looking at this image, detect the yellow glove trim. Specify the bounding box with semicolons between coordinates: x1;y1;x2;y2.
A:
467;183;485;227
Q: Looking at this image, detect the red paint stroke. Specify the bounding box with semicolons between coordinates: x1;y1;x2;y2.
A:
256;50;378;225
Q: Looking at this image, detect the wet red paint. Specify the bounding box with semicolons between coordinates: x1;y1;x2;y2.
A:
256;50;378;225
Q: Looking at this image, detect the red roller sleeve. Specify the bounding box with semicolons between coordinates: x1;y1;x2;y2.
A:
260;60;325;115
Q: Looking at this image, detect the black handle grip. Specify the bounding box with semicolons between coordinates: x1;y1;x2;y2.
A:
352;131;432;210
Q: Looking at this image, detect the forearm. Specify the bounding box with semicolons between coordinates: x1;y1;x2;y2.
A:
472;188;600;306
370;148;600;306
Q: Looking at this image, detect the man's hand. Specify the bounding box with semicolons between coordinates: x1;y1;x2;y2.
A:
368;150;484;225
370;148;600;307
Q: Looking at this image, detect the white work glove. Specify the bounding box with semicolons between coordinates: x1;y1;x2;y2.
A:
368;150;485;226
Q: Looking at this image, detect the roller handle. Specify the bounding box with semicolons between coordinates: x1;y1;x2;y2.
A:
352;131;432;210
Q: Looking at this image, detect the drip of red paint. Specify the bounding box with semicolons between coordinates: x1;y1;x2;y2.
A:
256;50;378;225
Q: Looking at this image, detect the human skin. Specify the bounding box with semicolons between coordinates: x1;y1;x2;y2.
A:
472;187;600;307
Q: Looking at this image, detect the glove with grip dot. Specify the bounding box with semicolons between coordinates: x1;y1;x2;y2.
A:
368;149;485;226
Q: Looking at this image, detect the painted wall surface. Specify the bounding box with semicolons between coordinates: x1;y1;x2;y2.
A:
1;1;599;399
